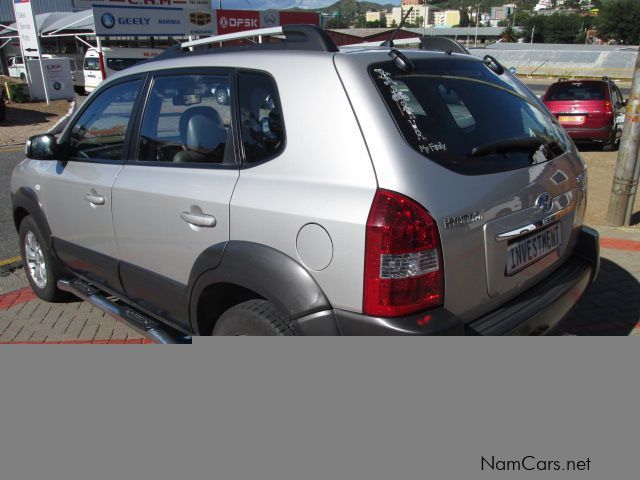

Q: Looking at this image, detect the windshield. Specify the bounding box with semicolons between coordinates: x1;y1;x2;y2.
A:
370;58;570;175
84;57;100;71
544;81;606;101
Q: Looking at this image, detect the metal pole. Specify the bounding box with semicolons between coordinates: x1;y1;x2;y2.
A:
37;53;49;105
606;50;640;226
528;25;535;77
474;4;479;47
96;35;106;81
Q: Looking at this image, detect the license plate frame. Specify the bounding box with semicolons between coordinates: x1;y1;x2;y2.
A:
505;223;562;276
558;115;585;123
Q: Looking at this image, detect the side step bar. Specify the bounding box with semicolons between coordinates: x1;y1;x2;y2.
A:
58;278;183;344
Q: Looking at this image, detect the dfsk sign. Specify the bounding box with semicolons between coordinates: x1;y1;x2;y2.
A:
215;10;259;35
215;9;320;36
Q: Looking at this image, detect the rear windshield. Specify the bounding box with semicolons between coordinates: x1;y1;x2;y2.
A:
84;57;100;71
544;81;606;101
107;58;143;71
370;58;569;175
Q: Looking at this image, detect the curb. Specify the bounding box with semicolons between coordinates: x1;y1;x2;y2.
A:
47;99;76;135
0;99;76;148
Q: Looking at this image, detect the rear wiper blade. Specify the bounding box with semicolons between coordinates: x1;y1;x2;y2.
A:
470;137;544;158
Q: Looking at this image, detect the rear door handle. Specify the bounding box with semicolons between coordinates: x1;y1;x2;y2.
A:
85;193;105;206
180;211;216;228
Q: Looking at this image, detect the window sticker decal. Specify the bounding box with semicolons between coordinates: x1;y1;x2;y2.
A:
374;68;447;155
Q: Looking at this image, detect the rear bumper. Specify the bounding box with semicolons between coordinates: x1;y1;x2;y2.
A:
565;124;613;141
466;226;599;336
313;227;599;336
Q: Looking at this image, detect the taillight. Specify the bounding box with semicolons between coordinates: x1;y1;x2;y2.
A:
364;189;444;317
604;101;613;116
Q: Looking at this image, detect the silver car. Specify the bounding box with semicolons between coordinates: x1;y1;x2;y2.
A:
11;26;599;339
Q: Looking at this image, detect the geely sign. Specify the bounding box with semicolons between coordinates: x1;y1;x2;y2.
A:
93;5;214;37
101;12;116;30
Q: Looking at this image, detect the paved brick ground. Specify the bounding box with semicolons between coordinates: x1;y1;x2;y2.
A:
0;226;639;339
0;270;150;344
554;227;640;336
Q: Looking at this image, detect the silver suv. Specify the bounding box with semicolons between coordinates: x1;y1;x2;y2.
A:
11;26;599;339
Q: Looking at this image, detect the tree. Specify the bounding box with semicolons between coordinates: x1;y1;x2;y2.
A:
522;13;584;43
501;25;519;42
597;0;640;45
459;8;470;28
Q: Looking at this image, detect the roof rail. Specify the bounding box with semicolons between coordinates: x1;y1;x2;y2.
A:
341;37;421;48
180;24;337;52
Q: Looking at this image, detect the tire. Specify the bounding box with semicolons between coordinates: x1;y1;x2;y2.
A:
602;131;618;151
19;73;25;82
18;216;68;302
215;87;228;105
213;299;294;336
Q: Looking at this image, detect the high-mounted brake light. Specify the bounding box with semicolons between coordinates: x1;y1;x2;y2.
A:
364;189;444;317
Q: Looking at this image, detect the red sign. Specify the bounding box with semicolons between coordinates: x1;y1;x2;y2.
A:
216;9;260;35
279;11;320;26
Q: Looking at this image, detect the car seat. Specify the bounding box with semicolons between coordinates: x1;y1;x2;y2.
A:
173;106;227;163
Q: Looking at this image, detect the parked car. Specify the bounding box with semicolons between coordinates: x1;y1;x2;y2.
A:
542;77;626;151
11;26;599;338
83;47;163;93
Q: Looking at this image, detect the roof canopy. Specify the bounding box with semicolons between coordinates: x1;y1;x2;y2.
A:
0;12;72;37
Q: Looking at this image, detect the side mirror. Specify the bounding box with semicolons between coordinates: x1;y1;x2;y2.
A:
25;134;58;160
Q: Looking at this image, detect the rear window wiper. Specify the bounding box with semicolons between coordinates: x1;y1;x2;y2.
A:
470;137;563;158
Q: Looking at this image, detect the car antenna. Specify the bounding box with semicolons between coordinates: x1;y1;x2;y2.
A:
381;6;413;48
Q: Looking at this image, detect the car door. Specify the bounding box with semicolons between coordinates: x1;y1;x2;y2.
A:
111;69;239;330
41;75;145;293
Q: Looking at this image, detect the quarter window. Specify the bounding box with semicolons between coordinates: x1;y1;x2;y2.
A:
67;80;141;161
138;74;232;165
238;72;284;163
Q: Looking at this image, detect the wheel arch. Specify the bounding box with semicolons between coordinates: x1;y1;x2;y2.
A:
12;187;54;251
189;241;332;335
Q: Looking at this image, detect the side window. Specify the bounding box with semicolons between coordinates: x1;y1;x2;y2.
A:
614;85;624;106
68;79;141;161
138;74;231;165
238;72;285;163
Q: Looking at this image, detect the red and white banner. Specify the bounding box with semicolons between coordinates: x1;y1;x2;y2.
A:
215;9;259;35
215;9;320;36
279;11;320;26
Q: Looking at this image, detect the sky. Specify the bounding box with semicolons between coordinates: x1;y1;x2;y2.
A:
217;0;401;10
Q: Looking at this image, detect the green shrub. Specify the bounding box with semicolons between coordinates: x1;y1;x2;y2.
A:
5;82;30;103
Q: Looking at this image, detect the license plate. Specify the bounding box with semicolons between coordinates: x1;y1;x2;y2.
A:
506;223;561;276
559;115;585;123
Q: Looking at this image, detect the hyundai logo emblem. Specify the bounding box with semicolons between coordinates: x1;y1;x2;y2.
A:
101;12;116;30
536;193;553;213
